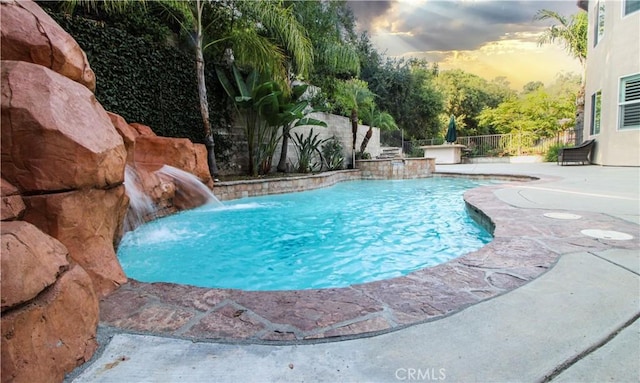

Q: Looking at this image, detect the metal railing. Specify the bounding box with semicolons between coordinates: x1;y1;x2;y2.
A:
404;131;576;158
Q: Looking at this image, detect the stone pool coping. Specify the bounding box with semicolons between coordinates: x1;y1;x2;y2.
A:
100;174;640;343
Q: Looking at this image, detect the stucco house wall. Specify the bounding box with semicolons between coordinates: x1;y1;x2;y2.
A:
582;0;640;166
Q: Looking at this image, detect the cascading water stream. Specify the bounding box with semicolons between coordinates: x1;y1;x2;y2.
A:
123;164;222;233
156;165;223;208
123;165;156;232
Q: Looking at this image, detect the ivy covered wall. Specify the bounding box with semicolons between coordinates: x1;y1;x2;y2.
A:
41;5;233;160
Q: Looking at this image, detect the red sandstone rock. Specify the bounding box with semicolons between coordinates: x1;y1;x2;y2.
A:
108;112;140;165
1;61;126;193
130;122;156;136
0;0;96;91
0;178;25;221
22;186;128;297
1;221;69;311
1;264;99;383
135;135;213;186
194;143;214;188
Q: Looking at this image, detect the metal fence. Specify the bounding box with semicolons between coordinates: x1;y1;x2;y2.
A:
404;130;576;158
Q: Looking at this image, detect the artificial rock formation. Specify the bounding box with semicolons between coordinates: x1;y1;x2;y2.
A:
1;2;217;381
23;186;128;297
109;112;214;226
0;221;69;311
1;265;99;383
1;6;123;380
1;60;126;193
0;0;96;91
1;178;25;221
1;60;128;297
109;112;213;187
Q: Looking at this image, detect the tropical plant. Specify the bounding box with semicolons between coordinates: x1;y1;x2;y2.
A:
101;0;312;177
226;1;313;90
359;104;398;153
534;9;587;140
321;137;344;171
292;129;326;173
333;79;375;168
268;84;327;173
216;65;281;176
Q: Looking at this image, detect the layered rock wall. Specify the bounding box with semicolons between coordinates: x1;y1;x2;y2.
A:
1;2;217;381
1;1;116;382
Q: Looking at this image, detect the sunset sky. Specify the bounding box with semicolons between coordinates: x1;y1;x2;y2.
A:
347;0;584;90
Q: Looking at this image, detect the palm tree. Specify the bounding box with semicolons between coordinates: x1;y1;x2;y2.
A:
534;10;587;142
224;1;313;90
271;84;327;173
333;79;375;168
162;0;311;178
359;105;398;154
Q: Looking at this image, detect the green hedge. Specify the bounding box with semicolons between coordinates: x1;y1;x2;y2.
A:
43;8;232;155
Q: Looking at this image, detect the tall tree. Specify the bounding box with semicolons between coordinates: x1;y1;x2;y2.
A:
534;10;587;142
478;76;580;138
162;0;312;178
434;69;510;136
289;0;360;99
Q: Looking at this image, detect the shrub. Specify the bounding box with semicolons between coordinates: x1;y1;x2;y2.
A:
321;136;344;170
545;143;573;162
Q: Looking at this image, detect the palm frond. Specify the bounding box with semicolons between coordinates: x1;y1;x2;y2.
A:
237;0;313;78
318;43;360;76
60;0;142;15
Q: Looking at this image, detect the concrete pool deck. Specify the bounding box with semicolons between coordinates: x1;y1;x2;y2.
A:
69;163;639;382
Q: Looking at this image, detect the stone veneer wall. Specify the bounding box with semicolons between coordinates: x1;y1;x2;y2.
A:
357;158;435;180
214;170;361;201
213;159;436;201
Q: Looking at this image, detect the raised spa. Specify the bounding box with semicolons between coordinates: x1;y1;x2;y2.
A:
117;178;493;291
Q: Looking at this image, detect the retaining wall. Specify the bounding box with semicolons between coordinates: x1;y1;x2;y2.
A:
214;170;361;201
213;158;436;201
357;158;435;180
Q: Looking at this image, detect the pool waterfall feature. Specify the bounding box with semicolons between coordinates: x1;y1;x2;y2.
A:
123;164;222;232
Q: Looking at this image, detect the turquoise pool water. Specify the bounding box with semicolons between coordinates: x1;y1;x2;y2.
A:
118;178;493;291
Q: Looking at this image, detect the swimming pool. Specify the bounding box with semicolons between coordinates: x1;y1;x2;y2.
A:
117;178;493;290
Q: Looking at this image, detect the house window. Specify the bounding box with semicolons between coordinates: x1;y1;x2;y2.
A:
594;2;605;46
619;74;640;130
624;0;640;15
591;91;602;135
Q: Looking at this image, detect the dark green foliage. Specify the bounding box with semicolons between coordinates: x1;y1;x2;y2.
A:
321;136;344;170
41;7;232;158
292;129;326;173
357;35;443;140
545;142;573;162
